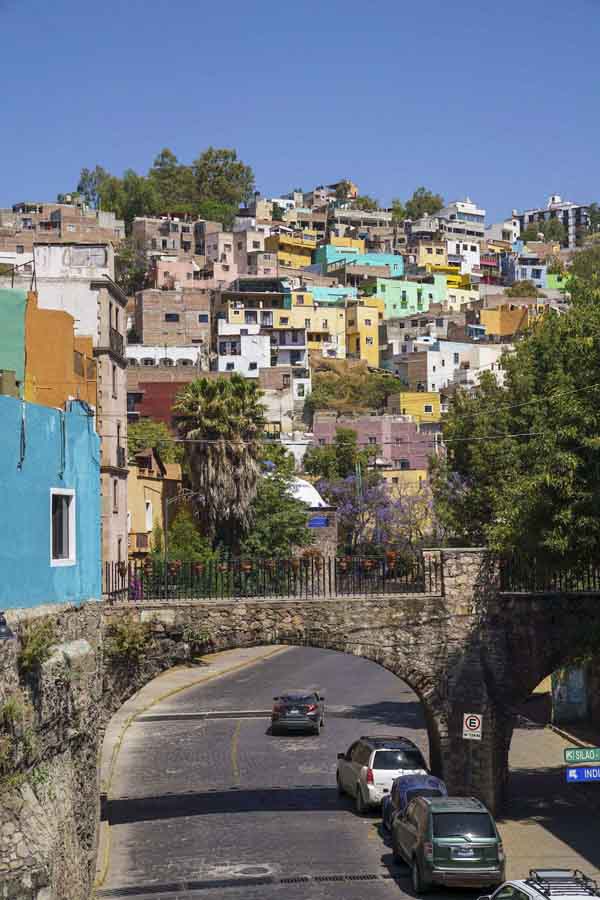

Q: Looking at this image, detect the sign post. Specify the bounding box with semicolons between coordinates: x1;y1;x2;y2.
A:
564;747;600;765
463;713;483;741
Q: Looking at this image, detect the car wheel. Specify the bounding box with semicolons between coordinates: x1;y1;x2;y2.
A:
311;722;320;736
411;858;429;895
336;772;345;795
355;786;367;816
391;832;402;862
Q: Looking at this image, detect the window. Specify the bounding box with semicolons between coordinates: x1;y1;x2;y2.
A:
252;240;260;249
51;490;76;566
365;318;372;326
145;500;153;532
322;320;328;328
198;313;209;323
453;353;459;364
366;337;374;345
282;374;291;386
318;438;326;446
470;245;477;252
165;313;180;322
142;358;154;366
297;384;305;397
424;404;433;413
296;296;304;305
435;248;443;255
112;364;117;398
392;477;399;484
368;436;377;445
112;479;118;513
381;283;386;292
399;459;410;470
280;317;289;325
426;247;433;254
305;319;311;328
16;244;24;254
226;362;235;371
248;361;257;370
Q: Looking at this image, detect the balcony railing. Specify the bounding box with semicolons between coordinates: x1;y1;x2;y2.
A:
109;327;124;358
116;446;126;469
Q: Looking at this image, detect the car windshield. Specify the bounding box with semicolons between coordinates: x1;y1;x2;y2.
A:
373;750;426;770
281;695;314;704
432;813;495;838
405;788;442;804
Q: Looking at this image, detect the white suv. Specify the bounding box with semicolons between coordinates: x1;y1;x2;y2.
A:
336;735;428;815
479;870;600;900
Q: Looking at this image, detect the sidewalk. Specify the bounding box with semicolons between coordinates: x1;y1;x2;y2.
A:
95;644;288;889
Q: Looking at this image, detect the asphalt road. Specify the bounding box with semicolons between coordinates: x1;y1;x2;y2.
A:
100;647;478;900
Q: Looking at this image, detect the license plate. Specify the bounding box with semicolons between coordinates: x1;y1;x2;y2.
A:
289;709;300;715
452;847;476;859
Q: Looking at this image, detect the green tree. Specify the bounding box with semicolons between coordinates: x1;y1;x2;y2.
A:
128;418;179;463
569;245;600;283
505;280;539;298
335;180;353;201
271;203;285;221
305;364;405;416
391;198;406;222
148;148;195;214
352;195;379;211
547;255;565;276
152;508;215;562
260;441;296;476
587;202;600;234
521;223;542;242
431;277;600;561
114;237;148;296
196;199;237;230
77;165;110;208
303;428;376;479
173;374;266;550
98;170;160;231
193;147;255;208
240;471;313;559
540;218;566;243
405;187;444;220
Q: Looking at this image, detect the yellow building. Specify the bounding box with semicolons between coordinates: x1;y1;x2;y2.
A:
330;235;365;253
265;230;317;269
480;306;529;338
389;391;441;425
412;240;447;268
290;297;347;357
345;297;383;367
127;448;182;557
24;292;96;408
445;285;479;311
382;468;429;494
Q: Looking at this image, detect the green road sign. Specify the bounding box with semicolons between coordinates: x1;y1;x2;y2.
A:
564;747;600;764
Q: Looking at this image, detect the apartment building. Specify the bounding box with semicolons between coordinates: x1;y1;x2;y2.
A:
131;216;197;257
265;230;317;269
345;298;382;368
133;288;211;347
394;337;508;392
312;412;432;471
518;194;589;249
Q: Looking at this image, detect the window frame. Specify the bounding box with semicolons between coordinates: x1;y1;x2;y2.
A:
50;488;76;567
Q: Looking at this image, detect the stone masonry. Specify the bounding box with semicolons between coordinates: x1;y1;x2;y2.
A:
1;549;599;900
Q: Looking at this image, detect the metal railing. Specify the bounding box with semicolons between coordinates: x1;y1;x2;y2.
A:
109;327;124;358
103;553;441;603
500;556;600;593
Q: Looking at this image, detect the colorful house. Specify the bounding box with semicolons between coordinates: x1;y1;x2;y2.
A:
314;245;404;277
127;448;182;558
345;298;382;368
377;276;446;319
388;391;442;425
0;395;101;609
264;231;317;269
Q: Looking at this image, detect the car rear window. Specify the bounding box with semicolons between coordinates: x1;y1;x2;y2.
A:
373;750;426;770
281;695;314;704
405;788;442;804
432;812;495;838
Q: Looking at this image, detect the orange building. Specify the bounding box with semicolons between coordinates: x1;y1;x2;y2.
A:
23;292;96;407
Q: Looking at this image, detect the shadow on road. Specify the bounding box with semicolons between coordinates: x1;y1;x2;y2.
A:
330;700;425;728
106;785;345;826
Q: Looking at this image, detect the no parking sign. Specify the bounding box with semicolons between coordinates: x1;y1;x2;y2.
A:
463;713;482;741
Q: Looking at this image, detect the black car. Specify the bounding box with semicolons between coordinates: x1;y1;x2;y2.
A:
271;689;325;735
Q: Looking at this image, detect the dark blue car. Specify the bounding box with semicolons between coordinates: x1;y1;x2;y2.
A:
381;773;447;832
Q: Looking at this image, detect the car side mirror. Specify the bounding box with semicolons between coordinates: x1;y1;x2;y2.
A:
273;696;279;701
318;695;325;701
477;894;492;900
337;752;346;760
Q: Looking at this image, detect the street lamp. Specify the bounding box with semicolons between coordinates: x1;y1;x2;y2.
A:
0;611;15;642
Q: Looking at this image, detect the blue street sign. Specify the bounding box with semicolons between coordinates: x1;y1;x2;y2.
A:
565;766;600;783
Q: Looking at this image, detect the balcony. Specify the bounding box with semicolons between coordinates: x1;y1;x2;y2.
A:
110;327;125;358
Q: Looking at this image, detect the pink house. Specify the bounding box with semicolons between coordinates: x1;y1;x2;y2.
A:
312;413;434;470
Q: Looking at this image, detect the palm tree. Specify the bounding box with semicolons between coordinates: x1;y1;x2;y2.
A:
173;375;266;551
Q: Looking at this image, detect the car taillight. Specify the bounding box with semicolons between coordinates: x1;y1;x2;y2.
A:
498;842;504;862
424;842;433;861
272;704;281;718
366;768;374;784
306;704;317;713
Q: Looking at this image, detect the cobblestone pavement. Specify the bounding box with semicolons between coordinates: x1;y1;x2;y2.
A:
97;647;600;899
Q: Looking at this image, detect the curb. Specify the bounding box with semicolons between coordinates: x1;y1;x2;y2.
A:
94;644;288;891
548;723;597;749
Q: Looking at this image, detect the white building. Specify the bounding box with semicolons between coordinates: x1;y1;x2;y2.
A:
217;320;271;377
518;194;589;250
485;214;520;244
127;345;204;368
402;337;510;392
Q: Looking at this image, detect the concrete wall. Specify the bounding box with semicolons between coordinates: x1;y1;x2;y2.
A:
0;397;101;609
0;288;27;388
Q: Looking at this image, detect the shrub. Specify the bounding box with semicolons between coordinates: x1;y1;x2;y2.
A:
18;619;57;676
104;617;152;663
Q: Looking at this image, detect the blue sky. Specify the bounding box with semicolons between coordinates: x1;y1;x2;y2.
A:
1;0;599;222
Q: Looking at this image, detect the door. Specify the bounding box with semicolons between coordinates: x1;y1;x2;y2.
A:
340;743;358;793
393;800;419;861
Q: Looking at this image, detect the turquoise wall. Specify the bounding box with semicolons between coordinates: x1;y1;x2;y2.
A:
377;275;446;319
0;396;101;609
311;286;358;304
0;288;27;389
313;245;404;277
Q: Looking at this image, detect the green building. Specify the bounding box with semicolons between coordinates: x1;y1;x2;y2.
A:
376;275;446;319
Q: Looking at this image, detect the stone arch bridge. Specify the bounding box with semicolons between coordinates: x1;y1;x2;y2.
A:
1;548;599;900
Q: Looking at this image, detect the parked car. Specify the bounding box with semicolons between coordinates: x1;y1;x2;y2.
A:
336;735;428;814
382;773;447;832
271;689;325;735
391;796;505;893
478;870;600;900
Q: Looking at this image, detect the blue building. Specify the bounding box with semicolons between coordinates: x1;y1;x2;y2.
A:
310;286;358;304
313;245;404;277
0;396;101;609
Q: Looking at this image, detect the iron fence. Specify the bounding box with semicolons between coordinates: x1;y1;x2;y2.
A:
103;553;441;603
500;556;600;593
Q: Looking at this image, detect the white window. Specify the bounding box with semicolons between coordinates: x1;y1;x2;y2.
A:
145;500;153;532
113;479;119;513
51;489;76;566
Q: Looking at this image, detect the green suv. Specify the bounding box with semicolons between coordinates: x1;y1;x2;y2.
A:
391;796;505;893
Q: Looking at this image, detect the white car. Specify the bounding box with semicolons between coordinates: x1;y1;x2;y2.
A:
479;870;600;900
336;735;428;815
